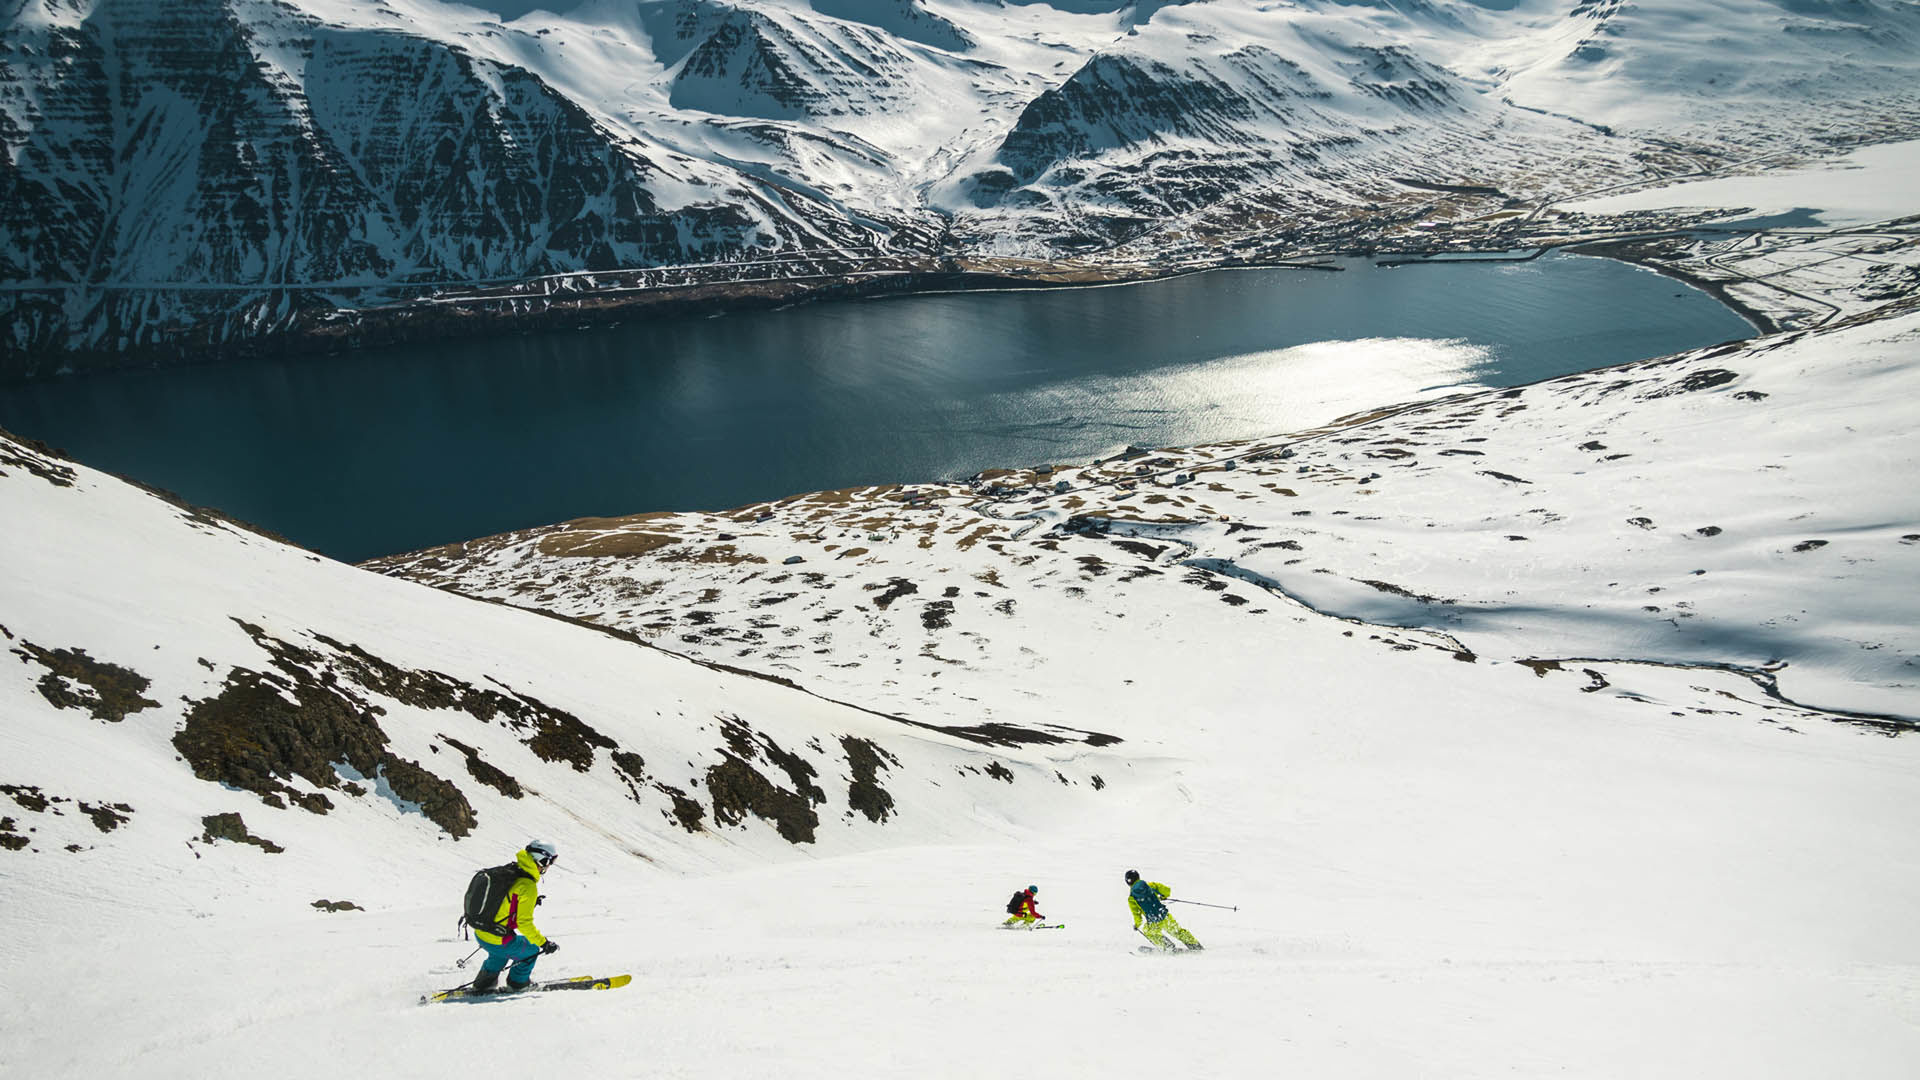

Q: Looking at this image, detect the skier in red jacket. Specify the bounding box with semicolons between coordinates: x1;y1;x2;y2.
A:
1003;884;1044;927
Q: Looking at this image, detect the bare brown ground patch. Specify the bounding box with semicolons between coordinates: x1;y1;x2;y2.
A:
537;530;681;558
952;524;1014;551
794;487;869;508
561;512;681;530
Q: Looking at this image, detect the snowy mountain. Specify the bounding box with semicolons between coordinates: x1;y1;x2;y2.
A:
4;0;1919;369
5;182;1919;1072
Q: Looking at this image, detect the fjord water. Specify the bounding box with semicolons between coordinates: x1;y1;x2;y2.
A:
0;253;1753;562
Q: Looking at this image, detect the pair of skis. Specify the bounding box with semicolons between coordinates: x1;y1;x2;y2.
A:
999;922;1065;930
424;973;630;1004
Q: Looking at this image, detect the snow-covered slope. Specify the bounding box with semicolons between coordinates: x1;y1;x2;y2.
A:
1485;0;1920;149
7;191;1920;1072
6;0;1919;365
7;307;1920;1076
0;419;1127;890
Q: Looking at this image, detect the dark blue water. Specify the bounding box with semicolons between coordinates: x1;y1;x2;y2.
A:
0;252;1754;562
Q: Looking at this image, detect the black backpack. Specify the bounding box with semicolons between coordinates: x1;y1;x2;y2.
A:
462;863;524;936
1006;890;1027;915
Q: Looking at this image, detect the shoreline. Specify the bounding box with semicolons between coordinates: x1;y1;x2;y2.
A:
1559;236;1782;336
1;230;1768;384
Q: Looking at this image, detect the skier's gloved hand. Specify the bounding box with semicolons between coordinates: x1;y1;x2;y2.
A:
540;941;559;955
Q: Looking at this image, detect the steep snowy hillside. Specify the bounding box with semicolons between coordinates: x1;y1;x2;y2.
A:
6;0;1919;370
0;422;1126;895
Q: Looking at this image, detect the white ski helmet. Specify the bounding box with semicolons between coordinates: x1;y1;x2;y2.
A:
525;840;558;868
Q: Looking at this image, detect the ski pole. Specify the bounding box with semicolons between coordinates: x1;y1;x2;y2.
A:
455;946;482;969
1168;898;1238;911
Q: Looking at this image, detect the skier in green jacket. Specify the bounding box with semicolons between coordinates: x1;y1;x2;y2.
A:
471;841;560;992
1126;869;1202;951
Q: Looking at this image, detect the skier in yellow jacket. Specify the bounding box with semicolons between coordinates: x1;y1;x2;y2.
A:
471;841;560;992
1126;869;1202;951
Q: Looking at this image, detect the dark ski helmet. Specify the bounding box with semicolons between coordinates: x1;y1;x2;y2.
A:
1124;870;1140;884
1026;885;1038;895
526;839;558;870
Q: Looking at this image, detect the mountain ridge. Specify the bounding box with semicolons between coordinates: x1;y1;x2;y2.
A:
6;0;1919;371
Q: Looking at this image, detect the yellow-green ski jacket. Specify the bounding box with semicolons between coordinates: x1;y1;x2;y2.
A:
475;848;549;947
1129;880;1172;926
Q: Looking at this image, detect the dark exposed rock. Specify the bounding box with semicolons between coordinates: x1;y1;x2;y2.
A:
866;577;920;610
78;801;132;833
718;714;760;760
2;784;50;813
655;782;707;833
311;633;614;772
612;750;647;785
706;755;819;843
442;737;525;799
0;818;26;851
1641;368;1739;398
841;736;898;824
10;641;159;722
983;761;1014;783
756;734;825;808
0;432;77;487
703;714;825;843
199;811;284;854
1183;569;1228;592
921;600;954;630
173;621;475;837
1360;579;1453;605
312;899;364;912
